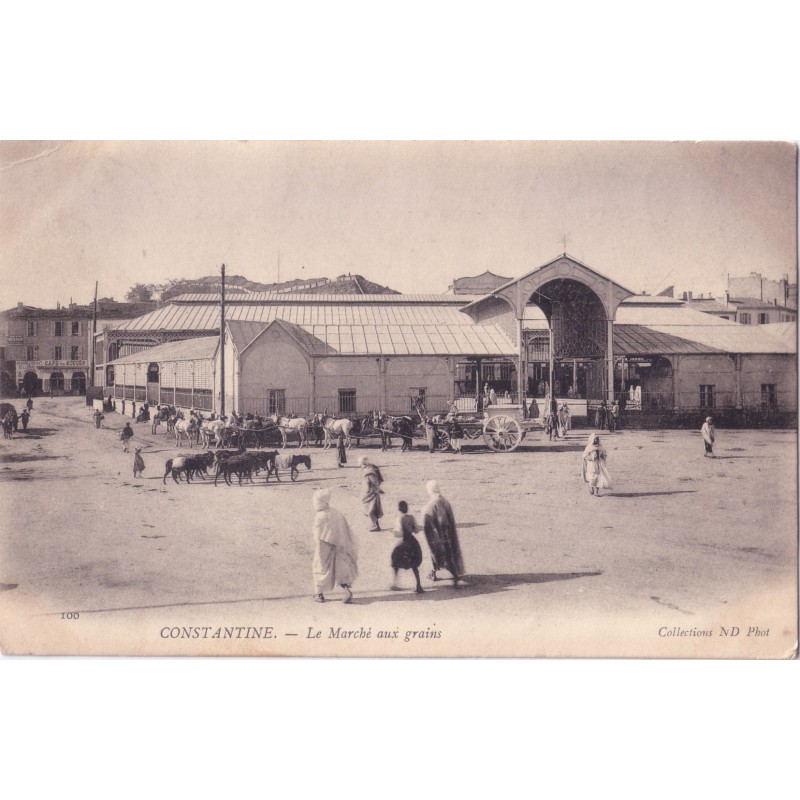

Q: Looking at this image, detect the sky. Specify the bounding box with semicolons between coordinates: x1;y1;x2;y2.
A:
0;140;796;309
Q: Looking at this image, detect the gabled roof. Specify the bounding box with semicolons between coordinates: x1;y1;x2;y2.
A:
108;335;218;365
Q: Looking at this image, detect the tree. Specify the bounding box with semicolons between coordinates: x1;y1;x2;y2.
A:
125;283;157;302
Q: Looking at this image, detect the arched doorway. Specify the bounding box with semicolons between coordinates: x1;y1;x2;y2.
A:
71;371;87;394
146;362;160;405
23;370;40;396
49;371;65;394
527;278;609;401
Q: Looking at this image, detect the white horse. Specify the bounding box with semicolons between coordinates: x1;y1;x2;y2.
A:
174;418;197;448
322;416;355;449
270;414;308;448
199;419;226;448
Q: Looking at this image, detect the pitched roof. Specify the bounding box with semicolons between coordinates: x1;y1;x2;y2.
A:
614;324;723;355
109;336;218;365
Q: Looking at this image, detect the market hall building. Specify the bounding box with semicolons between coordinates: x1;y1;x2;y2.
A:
98;255;797;422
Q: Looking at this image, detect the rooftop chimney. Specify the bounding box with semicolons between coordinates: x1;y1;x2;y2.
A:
17;301;23;309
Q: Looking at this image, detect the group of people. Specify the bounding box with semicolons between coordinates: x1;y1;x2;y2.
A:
311;458;464;603
594;399;623;432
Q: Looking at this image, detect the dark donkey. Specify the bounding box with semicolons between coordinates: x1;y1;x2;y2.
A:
266;453;311;482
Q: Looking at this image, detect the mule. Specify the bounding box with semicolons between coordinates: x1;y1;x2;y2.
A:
266;453;312;482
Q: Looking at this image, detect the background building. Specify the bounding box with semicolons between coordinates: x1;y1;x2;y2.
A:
100;256;797;423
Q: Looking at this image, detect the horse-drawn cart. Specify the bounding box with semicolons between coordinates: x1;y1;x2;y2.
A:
412;398;537;453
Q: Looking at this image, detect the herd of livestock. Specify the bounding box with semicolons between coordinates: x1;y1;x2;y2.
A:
145;405;415;451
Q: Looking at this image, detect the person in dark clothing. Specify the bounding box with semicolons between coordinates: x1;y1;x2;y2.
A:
20;409;30;431
390;501;424;594
336;430;347;468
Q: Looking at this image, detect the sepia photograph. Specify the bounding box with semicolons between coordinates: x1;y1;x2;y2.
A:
0;140;797;658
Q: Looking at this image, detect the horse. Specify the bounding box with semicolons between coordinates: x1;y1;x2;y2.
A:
378;414;415;452
174;418;197;448
163;452;215;484
266;453;311;482
0;403;19;439
214;452;260;486
2;410;16;439
270;414;309;448
199;419;226;448
321;415;355;449
308;413;327;447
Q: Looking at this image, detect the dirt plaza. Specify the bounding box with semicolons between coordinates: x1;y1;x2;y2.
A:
0;397;796;658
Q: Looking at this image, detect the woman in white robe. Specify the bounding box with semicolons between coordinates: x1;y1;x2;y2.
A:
582;435;612;496
311;489;359;603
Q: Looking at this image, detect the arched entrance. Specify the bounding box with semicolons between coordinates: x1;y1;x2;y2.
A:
49;371;65;394
71;371;87;394
23;370;41;396
146;362;160;404
528;278;608;401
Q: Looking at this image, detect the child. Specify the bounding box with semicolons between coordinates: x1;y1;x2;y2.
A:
133;447;145;478
390;501;424;594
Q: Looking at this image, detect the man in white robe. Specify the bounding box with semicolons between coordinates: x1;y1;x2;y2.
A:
311;489;359;603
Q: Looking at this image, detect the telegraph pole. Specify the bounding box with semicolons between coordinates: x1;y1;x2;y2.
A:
90;281;98;388
220;264;226;416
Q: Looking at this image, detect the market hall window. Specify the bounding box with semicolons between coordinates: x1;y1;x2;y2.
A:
739;313;751;325
761;384;778;409
699;384;715;409
758;313;769;324
268;389;286;415
338;389;357;414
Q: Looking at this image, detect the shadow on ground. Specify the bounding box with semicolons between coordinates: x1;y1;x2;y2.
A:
355;570;603;604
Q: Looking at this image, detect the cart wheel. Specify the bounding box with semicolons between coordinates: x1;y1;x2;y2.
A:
437;430;452;452
483;415;522;452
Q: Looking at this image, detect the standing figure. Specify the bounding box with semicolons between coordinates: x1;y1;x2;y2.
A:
311;489;359;604
424;416;437;453
336;430;347;468
93;408;104;428
582;435;612;496
617;392;626;428
359;456;384;531
489;386;497;406
701;416;716;458
548;395;560;440
449;418;463;454
20;409;30;431
120;422;134;452
423;480;465;587
558;402;571;436
26;398;33;412
133;447;145;478
595;401;607;430
390;501;424;594
610;401;620;432
528;397;540;419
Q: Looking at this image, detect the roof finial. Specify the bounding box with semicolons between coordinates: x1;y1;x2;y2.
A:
560;233;570;255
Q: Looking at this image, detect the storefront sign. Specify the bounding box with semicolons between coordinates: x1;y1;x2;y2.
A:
16;359;88;370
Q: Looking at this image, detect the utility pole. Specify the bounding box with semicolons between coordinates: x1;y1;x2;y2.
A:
90;281;98;388
220;264;226;416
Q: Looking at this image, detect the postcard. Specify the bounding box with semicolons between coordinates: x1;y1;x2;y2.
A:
0;140;796;657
